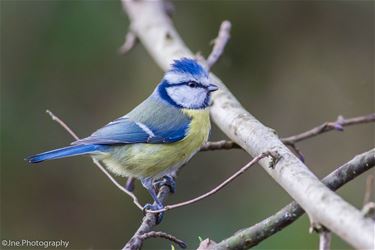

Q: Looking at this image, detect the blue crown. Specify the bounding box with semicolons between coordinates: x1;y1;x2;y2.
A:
170;58;207;77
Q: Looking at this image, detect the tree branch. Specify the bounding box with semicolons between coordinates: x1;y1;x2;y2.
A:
202;113;375;151
318;228;332;250
363;174;374;206
206;20;231;70
122;185;171;250
211;148;375;249
121;1;375;249
140;231;187;249
282;114;375;144
119;29;138;55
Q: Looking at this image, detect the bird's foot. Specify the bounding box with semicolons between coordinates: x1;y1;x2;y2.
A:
153;175;176;193
143;203;164;224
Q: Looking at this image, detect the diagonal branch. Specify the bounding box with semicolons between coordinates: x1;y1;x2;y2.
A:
122;1;375;249
211;148;375;249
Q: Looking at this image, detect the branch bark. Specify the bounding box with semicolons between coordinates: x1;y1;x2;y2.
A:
211;148;375;249
319;229;332;250
123;186;171;250
121;1;374;249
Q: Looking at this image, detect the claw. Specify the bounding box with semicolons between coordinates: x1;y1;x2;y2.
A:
154;175;176;193
143;203;164;224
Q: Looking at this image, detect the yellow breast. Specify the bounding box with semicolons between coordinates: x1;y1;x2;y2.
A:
181;108;211;140
98;109;211;179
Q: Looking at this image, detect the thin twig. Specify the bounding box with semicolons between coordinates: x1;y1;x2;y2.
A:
363;174;374;206
46;110;79;140
206;20;231;70
46;109;143;210
119;30;138;55
361;202;375;220
140;231;187;249
362;174;375;220
162;0;175;17
146;152;276;214
213;148;375;249
282;113;375;144
283;142;305;162
92;158;143;210
319;228;332;250
201;113;375;151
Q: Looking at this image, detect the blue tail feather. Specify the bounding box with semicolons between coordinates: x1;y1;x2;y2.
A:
26;144;107;164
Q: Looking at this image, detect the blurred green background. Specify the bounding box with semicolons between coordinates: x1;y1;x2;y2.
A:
1;1;374;249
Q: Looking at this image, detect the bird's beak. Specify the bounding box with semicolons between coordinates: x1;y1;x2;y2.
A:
208;84;219;92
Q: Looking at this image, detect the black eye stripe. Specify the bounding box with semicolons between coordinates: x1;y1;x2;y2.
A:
166;81;206;88
187;81;205;88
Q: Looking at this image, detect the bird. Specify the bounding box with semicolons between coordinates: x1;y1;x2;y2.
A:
26;58;218;222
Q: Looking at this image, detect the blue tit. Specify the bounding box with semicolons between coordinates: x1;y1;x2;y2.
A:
26;58;218;218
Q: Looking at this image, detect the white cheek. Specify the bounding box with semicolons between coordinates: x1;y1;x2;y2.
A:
166;86;207;108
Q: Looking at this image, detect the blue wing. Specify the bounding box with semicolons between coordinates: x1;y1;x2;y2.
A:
73;95;191;145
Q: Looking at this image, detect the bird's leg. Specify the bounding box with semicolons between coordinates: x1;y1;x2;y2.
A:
153;175;176;193
124;177;135;192
141;177;164;224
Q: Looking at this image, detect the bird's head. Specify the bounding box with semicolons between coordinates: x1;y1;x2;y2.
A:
156;58;218;109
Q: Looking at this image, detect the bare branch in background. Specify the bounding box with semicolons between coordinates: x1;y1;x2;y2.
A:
362;202;375;220
282;113;375;144
140;231;186;249
119;29;138;55
46;110;143;210
206;20;231;70
363;174;374;206
46;110;79;140
283;142;305;162
202;113;375;151
211;148;375;249
362;174;375;220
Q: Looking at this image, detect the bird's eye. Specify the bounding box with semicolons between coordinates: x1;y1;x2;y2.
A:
188;81;198;88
